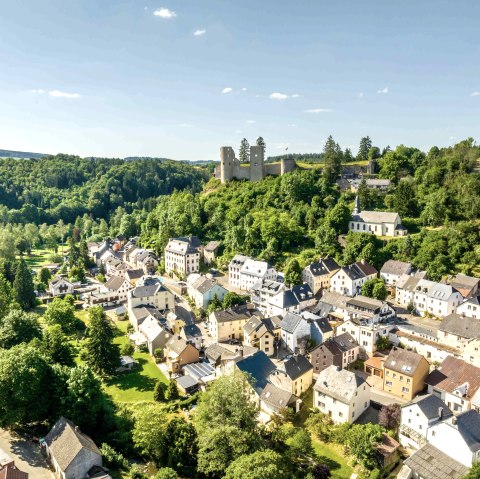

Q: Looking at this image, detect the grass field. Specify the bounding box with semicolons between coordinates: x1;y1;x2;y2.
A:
23;247;58;270
312;439;353;479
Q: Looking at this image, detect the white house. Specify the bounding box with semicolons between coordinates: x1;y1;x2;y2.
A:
127;277;174;313
280;312;311;353
349;195;408;237
228;256;277;291
49;277;74;297
186;273;228;309
313;366;370;424
438;313;480;361
399;394;453;450
380;260;412;286
250;279;286;313
104;255;129;278
102;275;133;302
410;279;463;318
302;258;340;295
456;294;480;319
164;236;202;276
329;260;378;297
138;315;170;355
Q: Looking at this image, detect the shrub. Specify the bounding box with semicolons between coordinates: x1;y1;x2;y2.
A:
100;443;129;469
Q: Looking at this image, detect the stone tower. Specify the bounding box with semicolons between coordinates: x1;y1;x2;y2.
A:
249;145;264;182
353;195;361;215
281;156;296;175
220;146;235;183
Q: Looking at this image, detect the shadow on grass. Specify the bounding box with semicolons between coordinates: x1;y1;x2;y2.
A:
106;358;157;393
316;454;341;472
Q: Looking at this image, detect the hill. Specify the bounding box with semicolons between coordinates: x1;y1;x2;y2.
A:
0;148;45;159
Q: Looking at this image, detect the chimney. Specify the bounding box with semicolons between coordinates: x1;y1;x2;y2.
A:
438;407;443;420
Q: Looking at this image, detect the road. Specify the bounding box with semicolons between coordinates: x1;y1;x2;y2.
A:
0;429;53;479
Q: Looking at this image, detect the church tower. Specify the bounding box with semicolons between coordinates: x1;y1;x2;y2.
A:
353;195;361;215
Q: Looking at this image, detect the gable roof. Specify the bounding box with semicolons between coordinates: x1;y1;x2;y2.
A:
403;394;453;420
125;269;144;280
304;258;340;277
236;351;277;394
131;277;166;298
291;283;314;302
354;210;400;224
282;354;313;380
380;260;412;276
450;273;480;297
452;410;480;452
165;236;201;255
104;275;127;291
211;303;256;323
44;417;101;472
383;348;426;376
260;383;297;410
138;316;165;342
166;335;192;356
241;258;274;277
439;313;480;339
312;317;333;334
314;366;367;403
281;312;305;334
332;332;359;352
426;356;480;401
204;241;220;252
339;261;377;281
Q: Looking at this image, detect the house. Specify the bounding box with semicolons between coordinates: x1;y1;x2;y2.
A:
344;295;396;323
301;258;340;295
313;366;370;424
449;273;480;299
0;449;28;479
349;195;408;237
183;362;216;389
456;294;480;319
203;241;220;265
175;375;199;395
266;289;301;317
208;303;257;343
243;315;282;357
426;409;480;467
280;312;311;353
425;356;480;413
313;290;349;320
228;255;277;291
235;350;277;397
259;383;301;416
138;315;170;355
132;249;159;274
127;277;174;312
309;333;360;376
180;323;203;350
104;256;129;278
250;279;286;313
330;260;378;296
49;277;74;297
125;268;144;286
269;354;313;396
42;417;104;479
305;312;334;345
380;260;412;286
164;236;202;276
102;275;132;302
85;291;120;308
89;240;112;264
186;274;228;309
129;305;163;330
399;443;469;479
399;394;452;450
164;335;200;373
116;355;137;372
291;284;316;310
350;178;391;192
383;348;430;400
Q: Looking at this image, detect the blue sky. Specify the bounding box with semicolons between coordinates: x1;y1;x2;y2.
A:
0;0;479;160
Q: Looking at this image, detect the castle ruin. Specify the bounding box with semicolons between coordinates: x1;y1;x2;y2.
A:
214;145;297;183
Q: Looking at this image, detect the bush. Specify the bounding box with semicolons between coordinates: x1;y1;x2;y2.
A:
121;343;135;356
129;465;147;479
100;443;129;469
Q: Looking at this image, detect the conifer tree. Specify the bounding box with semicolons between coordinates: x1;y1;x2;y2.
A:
357;136;372;161
239;138;250;163
256;137;266;155
13;259;36;310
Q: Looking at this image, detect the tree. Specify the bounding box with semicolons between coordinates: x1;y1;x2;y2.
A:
207;293;222;313
323;135;342;183
164;418;198;476
166;379;180;400
285;428;314;458
239;138;250;163
154;469;177;479
44;297;77;334
13;259;36;310
84;306;120;375
284;258;302;286
153;381;166;402
38;267;52;285
42;324;75;366
375;335;392;351
132;403;169;464
311;464;332;479
343;148;354;163
0;274;11;319
224;450;290;479
69;265;86;283
378;404;401;431
0;310;41;349
344;424;383;469
357;136;372;162
222;292;248;309
372;281;388;300
256;137;266;156
306;410;335;442
394;179;417;217
0;345;53;427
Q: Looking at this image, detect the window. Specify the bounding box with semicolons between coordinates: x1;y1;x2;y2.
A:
318;401;325;408
402;387;409;393
339;412;343;418
386;380;393;387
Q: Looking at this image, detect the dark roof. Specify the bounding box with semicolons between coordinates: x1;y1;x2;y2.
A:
305;257;339;277
313;317;333;334
104;275;126;291
340;261;377;281
291;283;314;302
125;269;144;280
212;304;256;323
380;260;412;276
454;410;480;452
426;356;480;401
332;332;359;352
310;338;343;358
403;444;469;479
439;313;480;339
346;295;384;312
281;312;304;334
44;417;101;472
403;394;453;420
131;278;166;298
0;468;28;479
236;351;277;394
384;348;426;376
182;323;202;339
283;354;313;380
260;383;297;410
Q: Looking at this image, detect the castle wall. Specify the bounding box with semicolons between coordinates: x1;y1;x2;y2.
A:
264;163;282;176
232;165;251;180
281;158;297;175
220;146;235;182
249;146;264;182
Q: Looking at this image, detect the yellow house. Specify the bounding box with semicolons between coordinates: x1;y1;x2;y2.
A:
383;348;430;400
164;335;200;373
208;303;256;343
243;315;282;357
269;354;313;397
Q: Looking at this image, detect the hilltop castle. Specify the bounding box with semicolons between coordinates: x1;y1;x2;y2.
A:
214;145;297;183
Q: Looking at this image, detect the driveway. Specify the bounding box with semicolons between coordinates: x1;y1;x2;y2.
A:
0;429;53;479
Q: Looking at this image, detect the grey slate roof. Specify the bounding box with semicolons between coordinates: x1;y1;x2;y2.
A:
341;261;378;280
314;366;367;403
403;444;469;479
283;354;313;380
281;312;304;334
332;332;359;352
212;303;256;323
380;260;412;276
44;417;101;473
131;277;166;298
313;317;333;334
440;313;480;339
403;394;453;420
305;258;339;277
176;375;199;390
125;268;144;280
291;283;314;302
384;348;425;376
105;275;126;291
204;241;220;252
236;351;277;394
260;383;297;410
166;335;191;355
454;410;480;452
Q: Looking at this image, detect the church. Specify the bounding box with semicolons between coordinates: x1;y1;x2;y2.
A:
349;196;408;237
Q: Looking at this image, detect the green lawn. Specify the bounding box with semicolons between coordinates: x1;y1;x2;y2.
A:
312;439;353;479
22;246;59;270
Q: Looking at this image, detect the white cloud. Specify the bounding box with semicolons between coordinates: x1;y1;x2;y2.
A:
291;93;300;98
269;92;289;100
288;123;297;127
242;87;247;91
304;108;332;113
246;120;256;124
178;123;192;127
222;87;233;94
471;91;480;97
194;29;206;36
358;92;364;98
48;90;81;98
235;130;242;133
29;89;46;94
449;135;457;140
153;8;176;18
377;87;389;94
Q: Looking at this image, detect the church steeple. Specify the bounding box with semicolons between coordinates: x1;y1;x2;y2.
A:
353;195;361;215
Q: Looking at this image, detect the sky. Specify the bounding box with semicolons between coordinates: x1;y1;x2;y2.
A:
0;0;479;161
